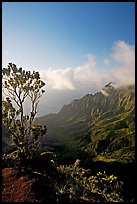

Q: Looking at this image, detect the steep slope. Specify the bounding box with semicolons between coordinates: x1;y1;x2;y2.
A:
31;84;135;163
83;84;135;163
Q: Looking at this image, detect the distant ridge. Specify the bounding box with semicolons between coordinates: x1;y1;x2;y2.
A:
35;84;135;163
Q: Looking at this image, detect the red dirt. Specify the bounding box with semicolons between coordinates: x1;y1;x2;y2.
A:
2;168;37;202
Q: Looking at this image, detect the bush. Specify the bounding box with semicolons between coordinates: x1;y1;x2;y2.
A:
56;164;123;202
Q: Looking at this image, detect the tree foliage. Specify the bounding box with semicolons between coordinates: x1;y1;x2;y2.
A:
2;63;47;159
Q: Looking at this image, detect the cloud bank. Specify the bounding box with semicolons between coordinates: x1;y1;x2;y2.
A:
37;40;135;116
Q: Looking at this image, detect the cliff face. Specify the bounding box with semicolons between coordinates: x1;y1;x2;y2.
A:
35;84;135;163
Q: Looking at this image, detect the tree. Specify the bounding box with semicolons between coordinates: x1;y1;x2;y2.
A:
2;63;47;159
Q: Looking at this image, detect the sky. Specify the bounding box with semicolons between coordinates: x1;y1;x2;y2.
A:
2;2;135;116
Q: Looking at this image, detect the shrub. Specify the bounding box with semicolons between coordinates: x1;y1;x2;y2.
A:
56;164;123;202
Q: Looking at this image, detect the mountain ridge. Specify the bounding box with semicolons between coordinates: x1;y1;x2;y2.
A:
34;83;135;164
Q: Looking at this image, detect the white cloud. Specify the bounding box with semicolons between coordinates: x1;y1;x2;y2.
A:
39;41;135;92
36;40;135;115
73;54;99;85
112;40;135;67
100;89;109;97
110;40;135;86
2;40;135;116
103;58;110;65
40;67;75;90
40;54;102;92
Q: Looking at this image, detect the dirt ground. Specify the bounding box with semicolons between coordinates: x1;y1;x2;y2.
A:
2;168;37;202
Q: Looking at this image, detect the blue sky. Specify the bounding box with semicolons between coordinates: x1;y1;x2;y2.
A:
2;2;135;115
2;2;134;69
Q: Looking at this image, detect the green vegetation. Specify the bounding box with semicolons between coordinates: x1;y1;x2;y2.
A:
2;63;46;161
56;164;123;202
2;64;135;202
35;83;135;164
2;151;125;202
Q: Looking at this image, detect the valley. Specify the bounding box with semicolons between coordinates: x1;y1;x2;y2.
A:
2;83;135;202
35;83;135;165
